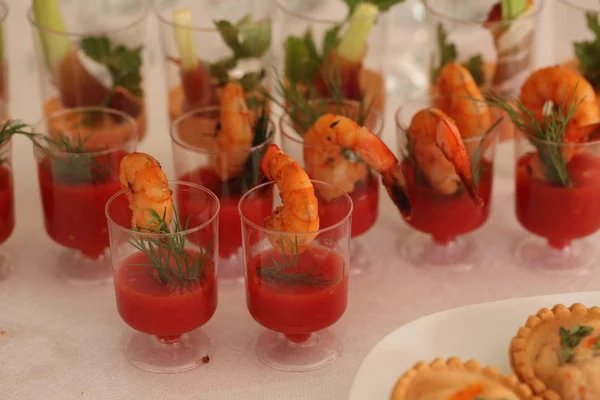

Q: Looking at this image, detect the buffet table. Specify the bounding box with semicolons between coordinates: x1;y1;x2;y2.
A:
3;1;596;399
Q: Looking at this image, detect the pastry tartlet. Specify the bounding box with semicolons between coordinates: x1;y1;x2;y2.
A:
391;357;536;400
510;303;600;399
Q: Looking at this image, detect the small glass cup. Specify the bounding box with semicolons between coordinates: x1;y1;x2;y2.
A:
240;180;352;372
280;99;382;276
0;139;14;280
27;1;149;140
395;96;499;271
33;107;137;286
171;107;275;284
106;181;219;374
555;0;600;100
154;0;274;123
514;131;600;275
274;0;386;114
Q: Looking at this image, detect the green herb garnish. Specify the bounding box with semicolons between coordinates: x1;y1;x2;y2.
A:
128;207;213;288
559;325;594;364
257;235;344;291
470;117;503;184
574;12;600;90
0;121;36;166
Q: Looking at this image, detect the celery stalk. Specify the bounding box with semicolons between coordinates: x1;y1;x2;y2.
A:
33;0;72;72
337;3;378;62
501;0;528;20
173;9;198;70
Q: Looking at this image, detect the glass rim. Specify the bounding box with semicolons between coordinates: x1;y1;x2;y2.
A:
32;106;139;157
279;98;384;146
522;131;600;147
27;3;150;37
238;179;354;236
153;0;275;32
423;0;544;26
0;2;8;24
393;95;499;144
557;0;600;13
105;180;221;238
275;0;379;24
170;106;276;155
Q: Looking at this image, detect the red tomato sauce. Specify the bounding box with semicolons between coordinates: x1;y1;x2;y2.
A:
516;152;600;249
37;151;128;258
401;160;494;244
115;250;217;341
178;166;273;258
246;247;348;343
0;166;14;244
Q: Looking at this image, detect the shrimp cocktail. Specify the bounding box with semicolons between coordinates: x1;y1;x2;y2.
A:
276;0;405;115
33;107;137;285
28;0;148;140
154;0;272;125
490;65;600;274
171;82;274;283
240;145;352;372
106;152;219;374
396;63;500;270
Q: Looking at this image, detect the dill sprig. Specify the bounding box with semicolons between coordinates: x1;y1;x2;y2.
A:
470;117;504;184
128;206;213;288
484;88;583;187
0;120;38;166
257;235;344;291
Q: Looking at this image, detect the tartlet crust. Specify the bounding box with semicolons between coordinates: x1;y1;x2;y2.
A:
391;357;537;400
510;303;600;400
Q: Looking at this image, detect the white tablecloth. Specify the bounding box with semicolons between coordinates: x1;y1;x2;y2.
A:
3;1;595;399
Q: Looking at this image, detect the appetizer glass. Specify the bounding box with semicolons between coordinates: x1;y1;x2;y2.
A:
274;0;386;115
240;180;352;372
28;0;148;140
171;107;275;284
154;0;274;123
0;139;14;280
514;132;600;275
395;96;499;270
280;99;381;276
106;181;219;374
555;0;600;101
33;107;137;286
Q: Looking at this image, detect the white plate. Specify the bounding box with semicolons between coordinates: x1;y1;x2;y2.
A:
348;291;600;400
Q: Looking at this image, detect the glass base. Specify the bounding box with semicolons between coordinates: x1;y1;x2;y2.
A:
256;330;342;372
515;235;594;276
57;249;112;287
0;251;12;282
401;231;481;271
219;251;244;285
349;239;380;277
125;330;213;374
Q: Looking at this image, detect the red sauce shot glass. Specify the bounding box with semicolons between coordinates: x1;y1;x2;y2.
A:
395;96;499;271
514;131;600;275
240;180;352;372
106;181;220;373
280;99;381;276
171;106;275;284
0;138;15;281
32;107;137;286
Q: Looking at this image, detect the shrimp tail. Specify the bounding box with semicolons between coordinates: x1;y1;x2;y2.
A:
381;164;412;219
436;117;484;207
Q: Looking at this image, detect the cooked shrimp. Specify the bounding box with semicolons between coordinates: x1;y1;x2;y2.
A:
215;82;254;180
408;108;483;206
303;114;412;218
119;152;173;232
520;66;600;142
261;144;319;253
434;63;493;139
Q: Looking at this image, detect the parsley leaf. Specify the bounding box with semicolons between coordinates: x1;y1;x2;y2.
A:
214;15;271;59
80;36;143;97
574;12;600;90
462;54;485;86
344;0;405;16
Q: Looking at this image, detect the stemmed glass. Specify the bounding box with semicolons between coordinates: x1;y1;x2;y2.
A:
240;180;352;372
514;131;600;275
395;96;499;270
106;181;219;373
280;99;382;276
33;107;137;285
27;0;149;139
171;107;275;283
154;0;274;124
